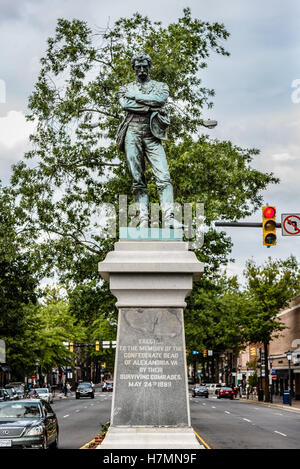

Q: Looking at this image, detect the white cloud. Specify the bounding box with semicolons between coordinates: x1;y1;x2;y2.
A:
0;110;35;149
272;152;297;162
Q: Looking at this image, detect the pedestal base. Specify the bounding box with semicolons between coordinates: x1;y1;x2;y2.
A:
98;426;203;449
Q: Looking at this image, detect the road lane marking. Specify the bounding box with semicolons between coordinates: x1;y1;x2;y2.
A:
75;410;80;412
193;430;211;449
63;414;69;418
274;431;287;437
243;418;251;422
224;411;230;414
211;406;216;408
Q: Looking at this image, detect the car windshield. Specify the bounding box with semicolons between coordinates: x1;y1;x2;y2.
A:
106;382;113;386
35;389;48;393
0;402;42;418
78;384;91;388
7;385;23;392
221;388;232;391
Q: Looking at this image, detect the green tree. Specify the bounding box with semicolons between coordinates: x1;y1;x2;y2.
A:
9;8;278;285
244;256;300;402
3;287;87;382
34;287;87;377
185;274;248;381
0;184;40;340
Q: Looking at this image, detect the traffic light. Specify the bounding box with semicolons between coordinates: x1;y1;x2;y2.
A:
203;349;207;357
186;349;189;356
95;341;100;351
262;206;276;247
69;342;74;353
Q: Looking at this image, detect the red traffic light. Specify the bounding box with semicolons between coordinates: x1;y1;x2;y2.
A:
263;207;276;218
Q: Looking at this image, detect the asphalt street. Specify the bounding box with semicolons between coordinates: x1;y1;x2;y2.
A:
190;394;300;449
51;390;300;449
52;390;112;449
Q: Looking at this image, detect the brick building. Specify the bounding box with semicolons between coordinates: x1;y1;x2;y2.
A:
238;295;300;400
268;294;300;400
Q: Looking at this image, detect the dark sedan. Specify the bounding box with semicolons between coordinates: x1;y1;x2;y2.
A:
192;385;209;398
0;399;59;449
75;382;94;399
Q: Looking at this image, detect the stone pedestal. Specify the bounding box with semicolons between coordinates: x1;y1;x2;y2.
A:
98;241;203;449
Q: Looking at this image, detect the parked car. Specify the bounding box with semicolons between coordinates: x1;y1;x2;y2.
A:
204;383;222;395
0;389;10;402
5;383;25;399
0;399;59;449
76;382;94;399
5;388;18;400
192;385;209;398
34;388;53;404
216;387;235;400
102;381;113;392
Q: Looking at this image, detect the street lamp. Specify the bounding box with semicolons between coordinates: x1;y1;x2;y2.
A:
269;356;273;403
286;350;292;406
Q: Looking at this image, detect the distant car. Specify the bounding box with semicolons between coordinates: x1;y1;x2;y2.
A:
102;382;113;392
216;387;235;400
205;383;222;395
76;382;94;399
34;388;53;404
192;385;209;398
5;383;25;399
0;399;59;449
0;389;10;402
5;388;18;400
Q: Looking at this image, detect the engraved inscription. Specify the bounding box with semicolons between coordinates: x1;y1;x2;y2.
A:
112;307;189;426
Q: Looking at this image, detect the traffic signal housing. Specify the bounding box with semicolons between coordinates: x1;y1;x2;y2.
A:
69;342;74;353
262;206;276;247
95;341;100;351
203;349;207;358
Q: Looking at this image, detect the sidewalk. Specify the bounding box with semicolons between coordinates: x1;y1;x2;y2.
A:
239;395;300;411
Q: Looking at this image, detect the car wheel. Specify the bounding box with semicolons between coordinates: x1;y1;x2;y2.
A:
76;395;80;399
50;435;59;450
217;396;221;399
91;394;94;399
205;395;208;398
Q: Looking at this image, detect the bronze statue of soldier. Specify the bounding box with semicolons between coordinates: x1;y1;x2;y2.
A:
116;52;179;229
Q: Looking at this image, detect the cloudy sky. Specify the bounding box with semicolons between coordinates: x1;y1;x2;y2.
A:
0;0;299;282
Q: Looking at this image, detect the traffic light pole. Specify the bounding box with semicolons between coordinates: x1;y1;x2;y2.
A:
215;222;282;228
